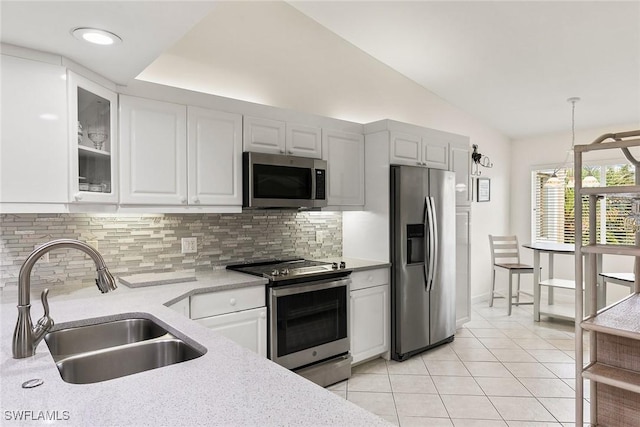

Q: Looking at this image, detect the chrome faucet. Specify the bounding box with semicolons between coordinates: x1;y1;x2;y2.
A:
12;239;117;359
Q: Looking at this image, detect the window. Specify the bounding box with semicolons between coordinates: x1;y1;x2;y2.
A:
532;164;635;245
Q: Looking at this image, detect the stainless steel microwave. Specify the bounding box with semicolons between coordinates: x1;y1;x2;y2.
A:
243;152;328;209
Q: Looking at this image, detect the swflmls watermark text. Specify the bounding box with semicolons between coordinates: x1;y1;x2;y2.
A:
4;410;70;422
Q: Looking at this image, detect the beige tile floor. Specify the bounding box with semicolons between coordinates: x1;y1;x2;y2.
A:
329;301;591;426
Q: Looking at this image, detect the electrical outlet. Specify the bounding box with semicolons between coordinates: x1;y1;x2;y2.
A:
315;231;324;244
181;237;197;254
34;244;49;263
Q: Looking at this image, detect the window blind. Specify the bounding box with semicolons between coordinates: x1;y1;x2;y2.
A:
533;164;634;245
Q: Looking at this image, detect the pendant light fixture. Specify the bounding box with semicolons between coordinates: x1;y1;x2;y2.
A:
544;97;581;188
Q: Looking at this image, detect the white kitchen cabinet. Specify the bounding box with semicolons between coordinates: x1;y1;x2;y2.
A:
195;307;267;357
390;130;448;170
0;55;68;205
120;95;187;205
244;116;321;159
187;107;242;206
349;268;390;364
167;298;190;317
191;286;267;357
450;142;471;206
456;207;471;327
243;116;286;154
322;130;365;206
120;96;242;208
286;123;322;158
68;72;118;204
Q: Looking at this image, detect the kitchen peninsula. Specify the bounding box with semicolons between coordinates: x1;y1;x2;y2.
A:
0;269;390;426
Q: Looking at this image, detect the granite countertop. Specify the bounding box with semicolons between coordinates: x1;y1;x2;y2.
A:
0;268;390;426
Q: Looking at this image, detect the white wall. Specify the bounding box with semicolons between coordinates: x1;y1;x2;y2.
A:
510;122;640;305
137;1;512;304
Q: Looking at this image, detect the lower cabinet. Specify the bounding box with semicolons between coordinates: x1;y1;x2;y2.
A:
195;307;267;357
349;268;390;364
167;298;190;317
188;286;267;357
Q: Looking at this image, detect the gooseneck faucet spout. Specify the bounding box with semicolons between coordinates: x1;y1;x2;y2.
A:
12;239;117;359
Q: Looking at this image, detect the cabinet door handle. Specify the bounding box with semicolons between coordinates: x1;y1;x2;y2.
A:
74;193;83;201
179;197;187;204
193;197;200;204
260;311;266;319
229;298;237;306
279;149;285;154
288;150;293;154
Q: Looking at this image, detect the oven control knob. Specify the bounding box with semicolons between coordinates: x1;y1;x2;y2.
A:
281;268;289;275
331;262;338;270
339;261;346;269
271;269;280;276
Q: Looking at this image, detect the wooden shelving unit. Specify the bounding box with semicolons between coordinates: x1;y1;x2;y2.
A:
575;130;640;426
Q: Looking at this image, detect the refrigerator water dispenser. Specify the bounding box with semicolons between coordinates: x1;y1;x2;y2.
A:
406;224;424;264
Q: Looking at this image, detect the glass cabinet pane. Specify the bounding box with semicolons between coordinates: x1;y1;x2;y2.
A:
77;87;112;195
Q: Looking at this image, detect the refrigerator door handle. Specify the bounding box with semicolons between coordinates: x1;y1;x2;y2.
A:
423;196;430;287
426;196;437;291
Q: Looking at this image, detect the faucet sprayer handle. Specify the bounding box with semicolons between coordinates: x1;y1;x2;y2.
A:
40;288;50;318
33;289;54;342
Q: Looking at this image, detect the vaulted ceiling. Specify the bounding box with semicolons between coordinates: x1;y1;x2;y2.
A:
2;1;638;139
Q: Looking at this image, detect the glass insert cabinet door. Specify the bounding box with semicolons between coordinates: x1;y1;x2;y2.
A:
68;71;118;203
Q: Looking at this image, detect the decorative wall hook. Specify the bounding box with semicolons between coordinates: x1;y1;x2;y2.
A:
471;144;493;176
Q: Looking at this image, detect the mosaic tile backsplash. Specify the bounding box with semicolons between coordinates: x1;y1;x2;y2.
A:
0;212;342;292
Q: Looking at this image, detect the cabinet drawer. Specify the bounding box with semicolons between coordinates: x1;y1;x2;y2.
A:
190;286;265;319
350;268;389;291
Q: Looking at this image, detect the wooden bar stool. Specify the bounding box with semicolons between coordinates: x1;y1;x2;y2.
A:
489;235;535;315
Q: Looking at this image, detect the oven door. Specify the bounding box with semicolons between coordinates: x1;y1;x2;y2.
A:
269;277;350;370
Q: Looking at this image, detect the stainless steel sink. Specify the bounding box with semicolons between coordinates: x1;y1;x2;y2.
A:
44;314;205;384
45;318;169;358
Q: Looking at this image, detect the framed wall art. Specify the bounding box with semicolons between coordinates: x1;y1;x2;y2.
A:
477;177;490;202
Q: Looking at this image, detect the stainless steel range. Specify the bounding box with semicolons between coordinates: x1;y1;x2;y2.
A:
227;258;352;387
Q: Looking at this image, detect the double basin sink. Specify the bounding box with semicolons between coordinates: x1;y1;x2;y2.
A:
45;313;205;384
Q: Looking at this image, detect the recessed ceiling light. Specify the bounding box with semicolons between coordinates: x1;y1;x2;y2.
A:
72;27;122;46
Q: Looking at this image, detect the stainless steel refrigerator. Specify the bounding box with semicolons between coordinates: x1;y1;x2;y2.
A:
391;165;456;361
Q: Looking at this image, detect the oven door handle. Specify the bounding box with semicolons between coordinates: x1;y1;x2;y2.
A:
271;277;351;297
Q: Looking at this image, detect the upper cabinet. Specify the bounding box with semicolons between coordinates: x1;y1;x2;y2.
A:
390;130;448;170
450;142;471;206
1;55;68;206
119;95;188;205
68;72;118;204
244;116;321;158
187;107;242;206
119;95;242;209
243;116;285;154
322;130;365;207
286;123;322;158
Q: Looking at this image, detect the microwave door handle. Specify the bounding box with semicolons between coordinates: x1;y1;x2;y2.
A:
311;168;318;201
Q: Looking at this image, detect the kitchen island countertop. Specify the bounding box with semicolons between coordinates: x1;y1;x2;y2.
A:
0;269;390;426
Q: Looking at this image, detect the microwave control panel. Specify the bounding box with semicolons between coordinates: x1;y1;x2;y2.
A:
315;169;326;200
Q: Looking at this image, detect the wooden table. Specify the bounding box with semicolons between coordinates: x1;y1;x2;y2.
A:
522;242;601;322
